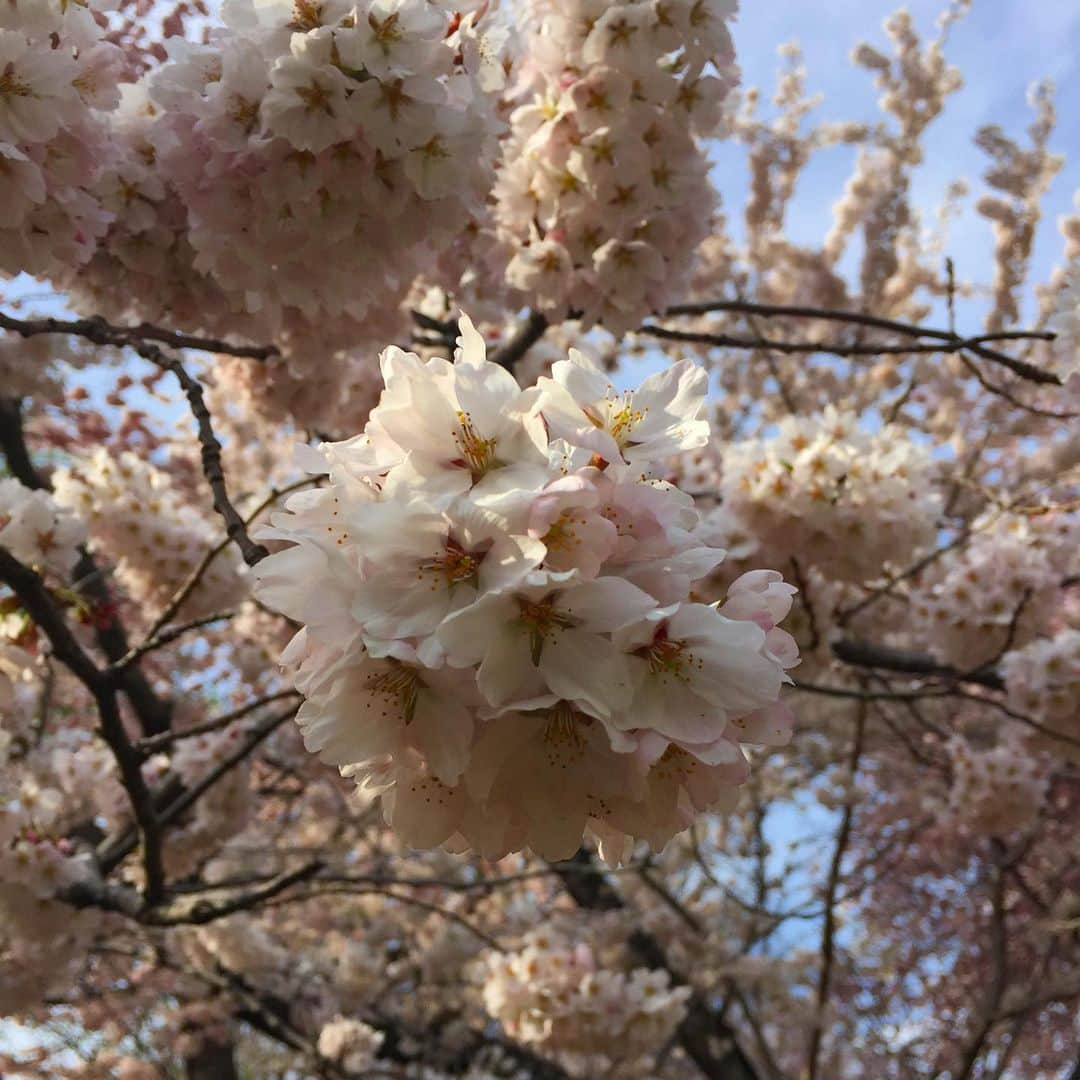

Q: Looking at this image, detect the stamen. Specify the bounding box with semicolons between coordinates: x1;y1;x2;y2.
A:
453;411;499;480
364;663;421;725
417;537;481;587
517;595;579;664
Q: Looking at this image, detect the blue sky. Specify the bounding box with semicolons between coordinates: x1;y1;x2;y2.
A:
715;1;1079;302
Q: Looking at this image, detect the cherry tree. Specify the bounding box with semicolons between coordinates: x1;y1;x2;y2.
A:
1;1;1077;1077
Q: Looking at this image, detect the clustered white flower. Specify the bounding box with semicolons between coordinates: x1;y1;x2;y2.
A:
945;732;1048;835
914;509;1077;669
0;1;124;278
0;769;83;899
212;346;386;434
0;477;87;580
1050;260;1080;386
253;315;798;861
720;406;942;582
158;722;256;877
495;0;739;333
72;0;502;350
317;1016;384;1073
1003;629;1080;758
58;82;238;337
52;448;241;616
481;929;691;1067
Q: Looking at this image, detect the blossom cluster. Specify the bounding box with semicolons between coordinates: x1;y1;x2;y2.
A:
914;509;1077;669
316;1016;384;1073
1050;260;1080;387
481;929;691;1066
253;315;797;860
0;477;87;580
1004;629;1080;759
495;0;739;333
0;1;123;278
212;347;385;435
0;766;84;901
945;733;1048;835
52;448;241;616
72;0;503;351
156;721;256;878
720;406;941;582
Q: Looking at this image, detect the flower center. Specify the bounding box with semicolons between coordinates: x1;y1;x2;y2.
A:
417;537;481;587
586;391;646;450
542;510;586;553
368;11;404;51
517;595;579;664
364;663;421;724
288;1;328;31
636;629;699;684
0;64;33;98
541;702;590;768
296;79;336;116
453;411;499;480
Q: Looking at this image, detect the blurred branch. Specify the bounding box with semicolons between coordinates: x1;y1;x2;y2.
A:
642;309;1061;387
0;309;270;565
131;475;314;660
831;638;1004;689
955;842;1009;1078
135;689;301;755
552;849;761;1079
0;547;165;902
492;310;549;371
806;699;865;1080
0;394;173;734
0;309;278;359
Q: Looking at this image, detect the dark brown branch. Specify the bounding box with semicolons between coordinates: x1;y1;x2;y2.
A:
98;704;297;872
662;298;1055;362
551;850;760;1079
0;396;43;489
838;528;973;623
956;350;1077;419
831;638;1004;690
491;310;549;371
639;322;1061;387
806;700;865;1080
0;547;165;902
141;860;324;926
140;344;269;566
133;476;312;658
0;309;270;565
0;309;278;359
109;609;236;671
135;689;301;755
955;843;1009;1078
0;394;174;735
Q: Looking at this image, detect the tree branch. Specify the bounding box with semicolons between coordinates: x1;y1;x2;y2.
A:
491;310;549;371
0;310;270;565
551;849;761;1079
0;547;165;902
0;309;278;359
0;393;174;734
806;699;865;1080
639;321;1061;387
831;638;1004;690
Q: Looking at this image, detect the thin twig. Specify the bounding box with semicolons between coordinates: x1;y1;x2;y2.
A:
0;309;278;359
135;689;301;755
0;548;165;902
639;322;1061;387
955;842;1009;1079
491;310;549;371
806;698;865;1080
132;476;313;659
